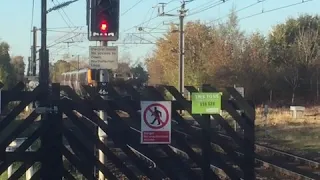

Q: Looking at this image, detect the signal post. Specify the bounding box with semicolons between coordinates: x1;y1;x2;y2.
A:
87;0;120;179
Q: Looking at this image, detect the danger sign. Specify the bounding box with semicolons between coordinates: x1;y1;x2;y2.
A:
140;101;171;144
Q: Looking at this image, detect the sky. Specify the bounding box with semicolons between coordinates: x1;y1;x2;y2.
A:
0;0;319;68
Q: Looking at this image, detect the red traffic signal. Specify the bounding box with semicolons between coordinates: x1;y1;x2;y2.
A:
99;20;108;32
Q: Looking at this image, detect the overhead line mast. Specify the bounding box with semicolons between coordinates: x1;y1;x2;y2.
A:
158;0;190;97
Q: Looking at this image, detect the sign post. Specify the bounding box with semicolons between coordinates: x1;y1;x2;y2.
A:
191;92;222;180
89;46;118;70
191;92;222;114
140;101;171;144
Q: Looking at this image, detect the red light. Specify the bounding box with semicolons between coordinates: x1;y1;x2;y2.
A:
99;20;108;32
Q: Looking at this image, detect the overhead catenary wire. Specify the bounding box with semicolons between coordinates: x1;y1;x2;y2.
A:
121;0;145;16
48;32;82;48
239;0;313;21
187;0;225;15
124;0;195;41
53;0;75;27
120;1;190;34
47;26;85;30
207;0;267;24
50;0;82;45
144;7;156;29
47;29;167;34
187;0;229;17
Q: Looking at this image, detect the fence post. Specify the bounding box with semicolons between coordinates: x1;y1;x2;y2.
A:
201;114;211;180
40;83;63;179
201;84;212;179
97;69;109;180
244;101;255;180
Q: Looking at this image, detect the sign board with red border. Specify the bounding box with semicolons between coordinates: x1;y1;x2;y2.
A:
140;101;171;144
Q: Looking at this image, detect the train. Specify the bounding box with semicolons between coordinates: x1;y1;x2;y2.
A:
61;68;141;96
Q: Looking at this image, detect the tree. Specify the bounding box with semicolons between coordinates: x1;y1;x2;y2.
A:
145;56;164;85
131;63;148;84
11;56;25;83
0;42;15;88
146;22;214;87
212;9;247;87
268;14;320;104
51;60;72;82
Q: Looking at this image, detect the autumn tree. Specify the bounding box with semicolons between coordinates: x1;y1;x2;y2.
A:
146;22;215;87
212;10;247;87
145;56;164;85
146;10;320;105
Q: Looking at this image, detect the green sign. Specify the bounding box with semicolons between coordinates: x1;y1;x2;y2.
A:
191;92;222;114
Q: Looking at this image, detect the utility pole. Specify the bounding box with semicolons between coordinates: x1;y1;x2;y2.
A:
39;0;49;87
98;40;109;180
179;2;186;97
159;1;188;97
32;26;37;76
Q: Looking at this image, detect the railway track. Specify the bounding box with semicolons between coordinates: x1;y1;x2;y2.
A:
189;125;320;179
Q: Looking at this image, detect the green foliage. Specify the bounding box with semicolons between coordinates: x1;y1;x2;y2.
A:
0;41;22;89
11;56;25;83
130;63;148;84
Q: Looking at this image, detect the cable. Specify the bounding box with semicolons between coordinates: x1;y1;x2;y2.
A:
48;29;82;48
188;0;222;14
121;2;187;34
47;29;167;34
47;29;87;34
52;0;74;28
144;7;156;28
121;0;145;16
239;0;313;21
206;0;267;25
188;0;229;16
48;27;80;45
47;26;85;30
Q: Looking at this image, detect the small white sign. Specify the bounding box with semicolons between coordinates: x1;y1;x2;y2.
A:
141;101;171;144
89;46;118;70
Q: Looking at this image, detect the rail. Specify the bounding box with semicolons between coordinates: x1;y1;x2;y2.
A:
189;124;320;179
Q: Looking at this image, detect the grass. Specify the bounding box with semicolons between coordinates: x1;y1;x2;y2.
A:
254;106;320;158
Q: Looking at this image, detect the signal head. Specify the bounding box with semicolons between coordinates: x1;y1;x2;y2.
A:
99;20;108;32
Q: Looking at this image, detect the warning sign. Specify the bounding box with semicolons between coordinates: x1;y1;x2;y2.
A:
140;101;171;144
